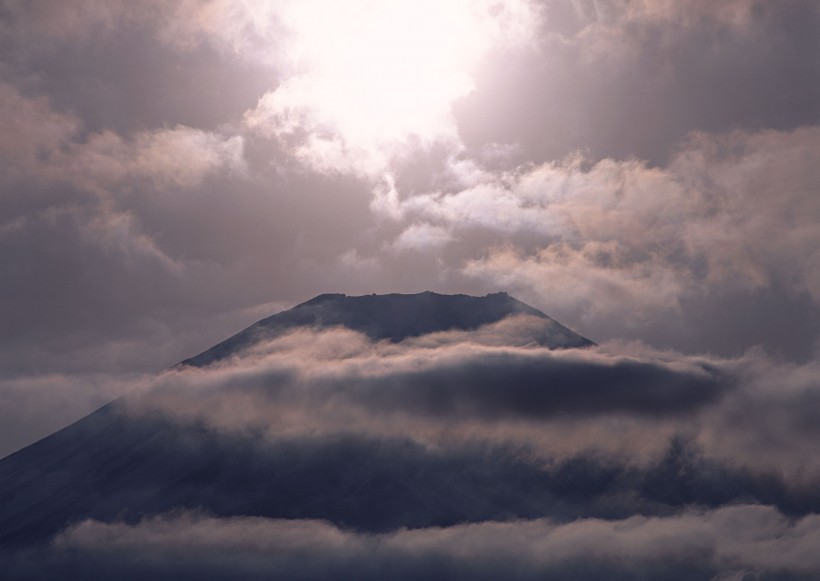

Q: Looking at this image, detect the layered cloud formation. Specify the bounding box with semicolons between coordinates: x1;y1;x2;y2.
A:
3;316;820;578
129;322;820;478
41;508;820;580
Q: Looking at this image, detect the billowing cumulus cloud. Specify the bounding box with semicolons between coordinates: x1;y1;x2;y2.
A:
364;127;820;356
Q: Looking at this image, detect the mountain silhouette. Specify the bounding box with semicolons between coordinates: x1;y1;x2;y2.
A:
180;291;594;367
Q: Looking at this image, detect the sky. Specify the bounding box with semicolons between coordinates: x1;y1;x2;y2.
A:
3;1;820;577
1;1;820;456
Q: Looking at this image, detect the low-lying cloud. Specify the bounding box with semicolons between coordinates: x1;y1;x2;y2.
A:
4;318;820;577
120;320;820;480
4;506;817;579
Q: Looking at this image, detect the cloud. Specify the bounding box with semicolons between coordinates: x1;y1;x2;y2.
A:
391;223;453;251
3;506;813;579
4;320;820;568
63;126;245;191
342;346;727;420
1;0;818;525
463;242;688;321
340;126;820;356
0;0;280;63
135;321;728;426
243;0;541;177
455;0;820;167
2;0;817;390
0;80;245;208
0;78;266;384
4;409;819;551
409;127;820;302
109;322;819;482
0;82;79;180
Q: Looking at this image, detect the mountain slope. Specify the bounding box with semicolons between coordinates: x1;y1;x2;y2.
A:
1;292;597;548
5;292;801;557
180;291;594;367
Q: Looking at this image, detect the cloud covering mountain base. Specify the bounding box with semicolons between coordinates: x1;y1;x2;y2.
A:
1;506;816;580
3;296;820;578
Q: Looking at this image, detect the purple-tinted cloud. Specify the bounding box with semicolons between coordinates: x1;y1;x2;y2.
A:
7;506;813;579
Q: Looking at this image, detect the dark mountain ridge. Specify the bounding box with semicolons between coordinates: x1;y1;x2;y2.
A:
180;291;595;367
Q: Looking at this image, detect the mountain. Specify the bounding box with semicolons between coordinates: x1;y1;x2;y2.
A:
4;291;810;567
180;291;595;367
0;292;596;549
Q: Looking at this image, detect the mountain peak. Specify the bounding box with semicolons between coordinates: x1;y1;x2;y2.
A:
180;291;594;368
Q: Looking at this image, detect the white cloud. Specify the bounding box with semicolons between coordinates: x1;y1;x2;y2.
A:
392;223;453;252
64;126;245;192
243;0;541;177
364;127;820;325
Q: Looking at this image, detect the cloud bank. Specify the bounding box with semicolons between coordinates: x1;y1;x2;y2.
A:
125;323;820;480
3;316;820;578
4;505;820;579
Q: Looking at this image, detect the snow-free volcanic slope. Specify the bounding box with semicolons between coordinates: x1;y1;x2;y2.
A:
180;291;595;367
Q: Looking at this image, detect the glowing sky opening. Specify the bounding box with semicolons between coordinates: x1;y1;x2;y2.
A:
246;0;538;175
